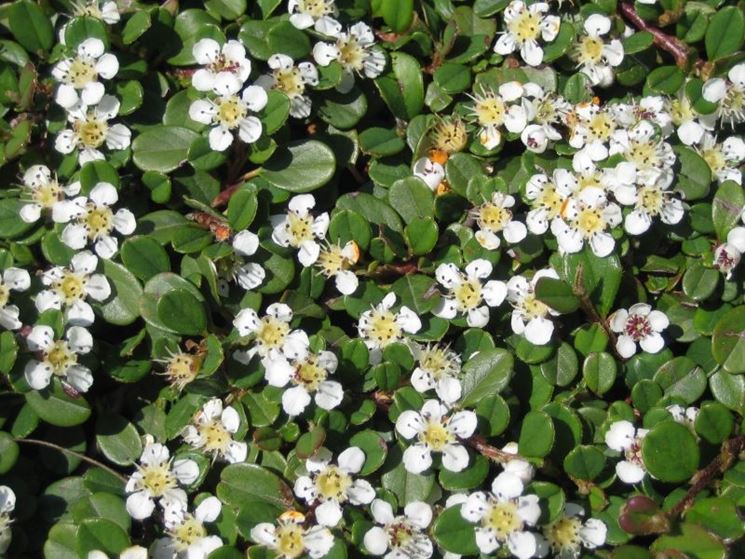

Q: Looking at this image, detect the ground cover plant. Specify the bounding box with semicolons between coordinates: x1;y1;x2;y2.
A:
0;0;744;558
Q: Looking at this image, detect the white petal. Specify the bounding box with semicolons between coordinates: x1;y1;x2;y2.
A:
364;527;388;555
282;385;312;416
338;446;365;474
441;443;469;472
403;444;432;474
404;501;433;529
126;491;155;520
616;461;645;484
209;126;234;151
315;501;343;527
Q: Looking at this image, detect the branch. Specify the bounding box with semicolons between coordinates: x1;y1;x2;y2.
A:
16;438;128;483
619;3;692;69
211;168;262;207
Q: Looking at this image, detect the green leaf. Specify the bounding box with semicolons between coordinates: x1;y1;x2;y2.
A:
375;52;424;121
553;250;621;317
694;402;734;444
0;199;35;239
9;1;53;53
329;209;372;249
431;506;479;555
260;140;336;193
641;421;700;483
623;31;654;54
381;456;436;504
674;146;712;201
405;217;438;255
518;410;555;457
540;342;578;387
439;454;489;490
0;331;18;375
26;384;92;427
686;497;745;540
205;0;247;20
389;177;435;223
381;0;414;32
337;192;404;233
582;352;616;395
349;430;388;475
712;305;745;373
434;63;472;95
132;126;199;173
564;445;606;480
460;348;514;407
157;289;208;335
535;277;581;313
359;127;405;157
64;17;108;49
712;181;745;240
266;21;311;59
122;10;152;44
651;523;726;559
645;66;685;95
95;414;143;466
77;517;130;556
217;463;294;509
705;6;745;60
120;236;170;281
98;260;143;326
0;432;19;474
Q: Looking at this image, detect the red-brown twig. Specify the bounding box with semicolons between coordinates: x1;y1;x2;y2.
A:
619;3;692;69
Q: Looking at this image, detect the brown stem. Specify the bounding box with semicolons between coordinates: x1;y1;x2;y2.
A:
468;436;526;463
666;434;745;519
16;438;128;483
211;168;262;207
619;3;693;69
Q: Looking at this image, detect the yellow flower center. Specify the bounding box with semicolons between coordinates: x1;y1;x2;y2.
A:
627;140;660;170
338;37;365;71
67;57;97;88
478;202;511;232
216;96;247;128
389;521;414;548
670;98;695;125
484;502;523;541
297;0;332;17
453;277;483;310
419;346;459;380
535;100;559;124
316;244;353;276
536;185;564;217
473;96;506;127
576;36;604;64
576;207;605;237
522;293;549;320
638;186;663;215
32;181;62;208
587;113;615;142
295;358;327;391
432;118;468;154
140;463;177;497
315;466;352;500
366;309;401;347
274;68;305;97
56;272;87;303
45;341;77;375
545;516;582;553
85;204;114;239
509;10;542;42
577;172;602;191
286;212;315;246
725;88;745;115
275;523;305;559
420;419;453;451
702;147;726;173
164;353;201;390
199;420;231;453
75;117;108;148
73;1;103;18
171;517;207;551
256;317;290;351
0;284;9;308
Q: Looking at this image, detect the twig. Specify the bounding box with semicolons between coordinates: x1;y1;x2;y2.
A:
619;3;692;69
468;436;526;463
16;438;128;483
211;168;262;207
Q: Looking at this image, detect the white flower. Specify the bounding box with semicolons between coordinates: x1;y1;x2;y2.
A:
233;303;310;362
192;38;251;94
230;230;266;290
251;511;335;559
609;303;669;358
538;503;607;558
524;169;574;235
19;165;81;224
410;344;462;404
52;38;118;108
271;194;329;267
667;404;699;427
468;83;528;150
125;442;199;520
714;226;745;279
413;157;445;191
158;349;202;391
472;191;528;250
264;350;343;416
608;120;676;183
433;259;507;327
669;93;716;146
494;1;561;66
566;102;616;154
35;251;111;326
702;63;745;126
256;54;319;118
313;23;385;93
55;96;131;164
460;472;541;558
151;496;223;559
363;500;433;559
24;325;94;393
71;0;120;23
551;187;621;257
181;399;247;464
396;399;477;473
506;269;561;346
88;546;148;559
315;241;360;295
501;442;535;483
0;486;15;555
288;0;341;35
0;267;31;331
357;293;421;364
695;133;745;184
521;83;569;153
611;167;684;235
294;446;375;527
604;420;648;484
189;86;268;151
58;182;136;259
572;14;624;87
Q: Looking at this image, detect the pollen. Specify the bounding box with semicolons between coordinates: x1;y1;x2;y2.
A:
215;96;247;128
200;420;231;453
537;185;564;217
453;278;483;310
483;501;523;541
508;10;541;42
286;212;315;246
32;181;63;208
472;94;506;127
297;0;333;18
701;147;726;174
275;522;306;559
586;112;615;142
638;186;663;215
45;341;77;375
66;58;97;88
420;420;453;451
84;204;114;239
545;516;582;554
366;309;401;347
419;346;460;380
627;141;660;170
164;353;201;391
315;466;352;500
576;207;605;237
624;314;652;341
274;67;305;97
432;117;468;154
75;117;108;148
0;284;9;308
338;37;366;72
295;357;327;391
140;462;178;497
256;316;290;351
575;36;604;64
521;293;549;320
171;516;207;551
56;272;87;303
477;202;511;232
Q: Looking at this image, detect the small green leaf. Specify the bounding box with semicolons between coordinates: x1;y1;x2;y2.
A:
460;348;514;407
261;140;336;193
706;6;745;60
157;289;208;335
641;421;700;483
